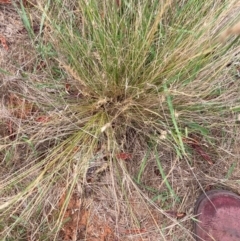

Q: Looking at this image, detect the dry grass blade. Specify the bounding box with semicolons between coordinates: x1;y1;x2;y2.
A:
220;21;240;42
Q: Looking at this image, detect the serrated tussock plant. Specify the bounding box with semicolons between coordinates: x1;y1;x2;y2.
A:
1;0;240;240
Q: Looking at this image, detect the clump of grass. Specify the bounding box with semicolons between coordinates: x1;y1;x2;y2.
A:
1;0;240;240
45;0;238;154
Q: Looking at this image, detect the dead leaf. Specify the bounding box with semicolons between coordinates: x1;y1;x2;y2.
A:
116;0;121;7
58;193;85;241
0;35;9;50
0;0;11;4
183;137;213;165
116;152;132;160
8;93;35;119
35;116;51;123
165;210;186;219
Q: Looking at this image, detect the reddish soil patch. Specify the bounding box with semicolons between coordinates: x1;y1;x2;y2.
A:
58;193;116;241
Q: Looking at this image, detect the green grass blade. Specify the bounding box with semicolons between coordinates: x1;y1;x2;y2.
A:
154;148;180;202
164;83;185;155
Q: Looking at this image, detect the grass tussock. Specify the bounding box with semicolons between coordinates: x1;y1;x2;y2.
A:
1;0;240;240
